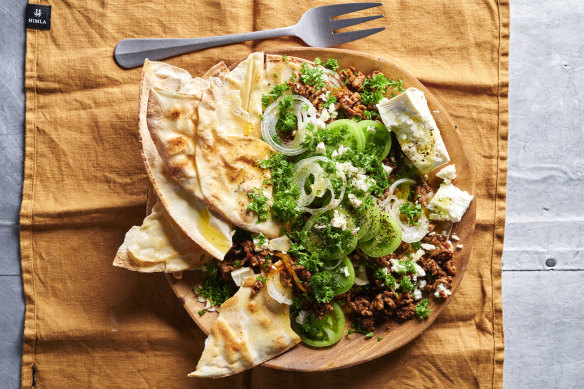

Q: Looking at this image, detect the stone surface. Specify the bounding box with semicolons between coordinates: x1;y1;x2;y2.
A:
1;0;584;387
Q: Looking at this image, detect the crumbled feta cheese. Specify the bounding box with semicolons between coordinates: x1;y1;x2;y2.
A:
413;263;426;277
348;193;362;208
328;103;338;119
253;235;269;251
336;161;361;177
319;91;331;101
410;249;425;262
296;310;308;325
314;223;327;230
450;233;460;241
427;183;474;222
351;173;373;192
412;275;418;283
319;108;330;122
351;227;360;236
315;142;326;155
457;244;463;249
331;144;350;158
399;133;407;141
436;164;457;184
366;125;376;133
390;258;406;274
413;289;423;300
434;283;452;298
418;279;427;289
331;210;348;230
315;118;326;130
421;243;436;251
429;231;436;236
382;164;393;174
340;266;350;277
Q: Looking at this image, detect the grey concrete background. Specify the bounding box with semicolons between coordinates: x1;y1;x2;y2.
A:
1;0;583;387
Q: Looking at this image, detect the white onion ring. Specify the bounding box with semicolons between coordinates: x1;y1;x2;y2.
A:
323;68;343;90
267;265;292;305
293;156;346;214
388;197;430;243
261;95;317;156
379;178;417;209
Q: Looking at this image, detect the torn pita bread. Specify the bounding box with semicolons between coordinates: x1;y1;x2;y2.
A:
224;52;264;138
113;202;209;273
189;282;300;378
196;76;282;237
263;54;343;95
138;60;233;259
262;54;312;95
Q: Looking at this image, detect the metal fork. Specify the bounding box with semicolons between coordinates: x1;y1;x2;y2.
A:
114;3;384;69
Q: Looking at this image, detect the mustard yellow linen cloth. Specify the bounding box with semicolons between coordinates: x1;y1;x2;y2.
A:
20;0;508;387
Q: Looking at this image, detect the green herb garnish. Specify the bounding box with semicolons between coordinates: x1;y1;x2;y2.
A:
399;201;423;226
247;187;270;222
414;299;431;320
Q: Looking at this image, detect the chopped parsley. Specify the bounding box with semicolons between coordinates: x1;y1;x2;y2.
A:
324;58;339;71
233;259;242;268
194;263;231;307
198;309;206;317
247;187;270;222
363;110;379;120
309;270;339;303
414;299;431;320
313;57;322;66
399;201;423;226
360;73;405;106
374;266;396;290
256;275;267;284
412;241;422;250
270;82;289;101
398;276;414;292
377;336;383;341
261;94;270;108
300;62;326;89
282;54;289;62
275;95;298;134
258;153;301;223
323;94;337;109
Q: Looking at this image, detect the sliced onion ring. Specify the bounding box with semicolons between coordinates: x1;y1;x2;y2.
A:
388;198;430;243
379;178;417;209
261;95;317;156
267;261;293;305
293;156;346;214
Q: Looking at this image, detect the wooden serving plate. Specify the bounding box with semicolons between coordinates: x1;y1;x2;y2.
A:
165;48;476;372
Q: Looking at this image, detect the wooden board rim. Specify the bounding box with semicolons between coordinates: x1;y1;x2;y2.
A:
165;47;477;372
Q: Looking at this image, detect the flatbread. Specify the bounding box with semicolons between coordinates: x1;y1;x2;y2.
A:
224;52;264;138
189;282;300;378
196;76;282;237
262;54;312;95
138;60;233;259
113;202;210;273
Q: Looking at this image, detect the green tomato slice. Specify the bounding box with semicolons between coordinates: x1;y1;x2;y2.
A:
358;120;392;161
350;196;381;242
326;119;365;152
323;256;355;295
293;302;346;347
303;207;358;260
358;211;402;257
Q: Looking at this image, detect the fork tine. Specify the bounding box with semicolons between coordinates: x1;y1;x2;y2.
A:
330;15;384;31
327;27;385;46
318;2;382;18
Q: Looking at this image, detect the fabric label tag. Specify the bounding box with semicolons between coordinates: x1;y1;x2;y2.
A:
26;4;51;30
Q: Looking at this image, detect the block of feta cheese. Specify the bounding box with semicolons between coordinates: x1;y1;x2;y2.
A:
427;183;473;222
377;88;450;174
